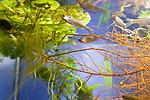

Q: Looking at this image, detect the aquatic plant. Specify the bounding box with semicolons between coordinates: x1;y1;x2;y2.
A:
97;0;111;27
95;31;150;99
65;28;150;99
138;10;150;18
0;0;93;99
0;0;150;100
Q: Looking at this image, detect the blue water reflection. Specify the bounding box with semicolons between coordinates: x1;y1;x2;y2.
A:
0;57;15;100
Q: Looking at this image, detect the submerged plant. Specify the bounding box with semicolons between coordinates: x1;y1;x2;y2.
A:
0;0;150;100
0;0;92;99
74;78;101;100
138;10;150;19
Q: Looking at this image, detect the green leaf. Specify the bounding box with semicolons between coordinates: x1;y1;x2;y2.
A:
88;83;102;91
0;0;16;8
138;10;150;18
147;29;150;39
97;14;104;27
0;1;16;13
104;10;110;24
104;57;112;88
96;1;111;27
51;87;58;100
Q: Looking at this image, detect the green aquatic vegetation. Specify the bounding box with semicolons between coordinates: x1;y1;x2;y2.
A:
147;28;150;39
0;0;92;99
36;62;75;99
31;0;60;10
104;57;112;88
138;10;150;18
97;1;111;27
99;57;112;89
36;56;76;82
0;0;91;66
0;31;26;59
74;78;101;100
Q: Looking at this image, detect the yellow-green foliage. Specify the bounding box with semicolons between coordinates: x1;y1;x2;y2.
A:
0;0;95;99
0;1;91;99
138;10;150;18
0;0;91;57
0;0;91;70
74;78;101;100
75;79;93;100
0;0;90;95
